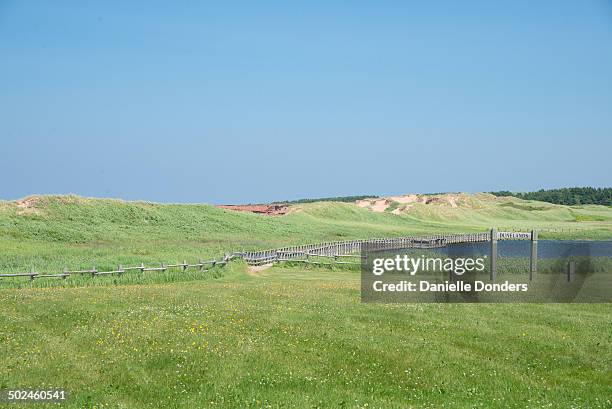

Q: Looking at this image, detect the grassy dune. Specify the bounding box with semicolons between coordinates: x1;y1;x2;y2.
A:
0;194;610;275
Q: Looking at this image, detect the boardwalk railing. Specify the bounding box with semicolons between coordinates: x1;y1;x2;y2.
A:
0;229;535;281
236;232;491;266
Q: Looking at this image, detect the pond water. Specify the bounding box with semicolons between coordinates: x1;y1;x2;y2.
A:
432;240;612;259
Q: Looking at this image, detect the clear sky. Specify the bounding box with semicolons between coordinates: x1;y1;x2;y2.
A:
1;1;611;204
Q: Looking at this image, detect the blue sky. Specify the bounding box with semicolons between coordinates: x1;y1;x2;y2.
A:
1;1;611;203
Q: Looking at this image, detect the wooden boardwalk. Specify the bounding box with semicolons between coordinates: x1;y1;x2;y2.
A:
0;230;534;280
237;231;526;266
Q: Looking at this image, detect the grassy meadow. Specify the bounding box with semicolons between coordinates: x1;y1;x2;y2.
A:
0;194;611;408
1;265;610;408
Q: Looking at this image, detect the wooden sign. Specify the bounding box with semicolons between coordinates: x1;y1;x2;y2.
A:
497;231;532;240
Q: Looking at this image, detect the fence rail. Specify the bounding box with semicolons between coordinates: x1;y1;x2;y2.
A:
238;232;492;266
0;257;232;281
0;229;535;281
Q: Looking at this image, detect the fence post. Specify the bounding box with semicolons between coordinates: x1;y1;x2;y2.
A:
529;230;538;281
567;260;575;282
490;228;497;281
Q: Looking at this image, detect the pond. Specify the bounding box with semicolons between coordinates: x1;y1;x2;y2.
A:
434;240;612;259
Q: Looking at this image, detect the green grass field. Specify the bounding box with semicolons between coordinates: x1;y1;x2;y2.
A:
0;194;611;408
1;265;610;408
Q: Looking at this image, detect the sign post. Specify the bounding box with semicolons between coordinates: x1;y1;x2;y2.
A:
490;228;497;281
567;260;576;282
530;230;538;281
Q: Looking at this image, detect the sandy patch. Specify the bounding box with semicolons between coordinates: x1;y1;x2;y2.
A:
447;196;458;208
356;193;466;215
17;196;41;209
16;196;43;216
388;194;419;204
370;199;391;212
355;199;373;208
391;207;404;215
247;263;274;276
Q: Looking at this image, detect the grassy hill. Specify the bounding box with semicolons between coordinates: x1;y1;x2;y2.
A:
0;193;611;275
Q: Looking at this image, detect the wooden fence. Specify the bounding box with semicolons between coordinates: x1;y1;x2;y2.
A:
0;230;534;281
236;232;490;266
0;257;232;281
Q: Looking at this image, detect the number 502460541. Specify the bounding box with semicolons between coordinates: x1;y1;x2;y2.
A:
2;389;68;402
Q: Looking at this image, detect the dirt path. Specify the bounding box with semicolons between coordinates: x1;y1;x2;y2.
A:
246;263;274;276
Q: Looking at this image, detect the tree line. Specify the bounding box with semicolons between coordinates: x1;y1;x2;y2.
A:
490;187;612;206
